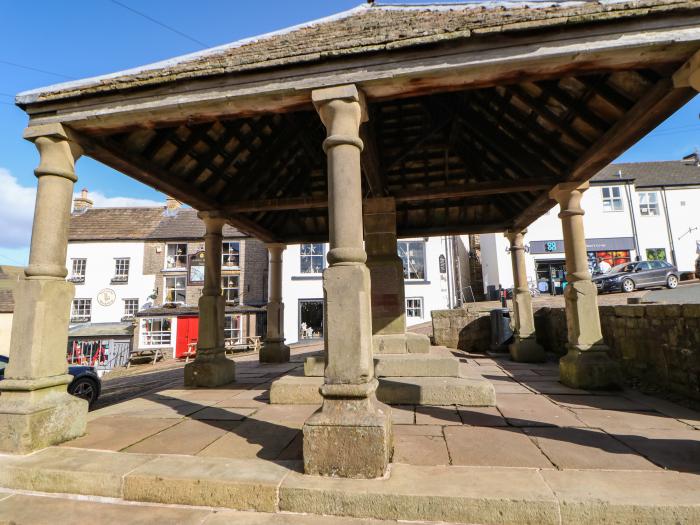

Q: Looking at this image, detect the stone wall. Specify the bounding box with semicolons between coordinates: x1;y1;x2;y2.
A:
535;304;700;401
431;305;491;352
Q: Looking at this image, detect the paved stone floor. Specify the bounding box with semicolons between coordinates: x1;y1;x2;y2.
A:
1;344;699;524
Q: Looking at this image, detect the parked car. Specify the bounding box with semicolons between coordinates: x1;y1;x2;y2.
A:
592;260;679;293
0;356;101;407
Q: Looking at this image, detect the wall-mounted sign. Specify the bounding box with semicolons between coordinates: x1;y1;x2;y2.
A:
188;250;206;285
530;237;635;255
97;288;116;307
439;254;447;274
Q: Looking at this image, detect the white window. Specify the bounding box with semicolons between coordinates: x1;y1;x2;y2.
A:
300;243;325;274
224;314;242;343
405;297;423;319
123;298;139;319
398;241;426;280
164;276;186;303
69;258;86;283
165;243;188;269
222;241;240;268
71;299;91;323
222;275;240;303
140;318;172;347
638;192;659;216
601;186;623;212
113;258;130;282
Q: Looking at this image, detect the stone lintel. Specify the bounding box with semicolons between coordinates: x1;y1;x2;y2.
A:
312;84;368;123
549;181;590;201
23;123;71;142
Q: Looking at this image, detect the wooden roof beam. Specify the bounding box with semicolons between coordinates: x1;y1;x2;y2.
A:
360;116;386;197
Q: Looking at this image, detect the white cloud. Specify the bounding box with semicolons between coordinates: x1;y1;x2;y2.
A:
0;168;36;250
78;191;162;208
0;167;163;253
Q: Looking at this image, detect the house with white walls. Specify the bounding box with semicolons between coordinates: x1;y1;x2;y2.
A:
282;237;467;344
478;159;700;296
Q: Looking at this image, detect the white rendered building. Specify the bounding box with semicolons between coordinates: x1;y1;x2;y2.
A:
479;160;700;296
282;237;464;344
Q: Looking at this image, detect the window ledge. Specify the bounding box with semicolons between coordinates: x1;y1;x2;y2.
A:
405;280;431;285
291;275;323;281
162;268;187;273
67;277;85;284
110;278;129;285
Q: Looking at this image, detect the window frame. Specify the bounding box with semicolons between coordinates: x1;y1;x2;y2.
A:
398;240;427;281
300;243;326;274
163;275;187;303
224;314;243;343
69;258;87;283
638;191;660;216
405;297;424;319
601;186;624;213
122;298;139;320
222;275;240;304
222;241;241;269
112;257;130;283
165;243;188;270
71;298;92;323
139;317;173;348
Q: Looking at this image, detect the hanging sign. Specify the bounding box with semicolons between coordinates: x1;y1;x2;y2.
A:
188;250;206;285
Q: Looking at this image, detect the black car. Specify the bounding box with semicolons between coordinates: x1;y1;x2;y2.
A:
593;260;679;293
0;356;101;407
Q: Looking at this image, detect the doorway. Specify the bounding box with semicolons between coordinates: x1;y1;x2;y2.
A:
299;299;324;340
536;260;566;295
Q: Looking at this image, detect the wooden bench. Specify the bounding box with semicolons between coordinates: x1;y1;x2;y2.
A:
127;348;165;368
225;336;261;355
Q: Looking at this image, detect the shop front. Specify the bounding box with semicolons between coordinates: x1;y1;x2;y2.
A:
530;237;636;295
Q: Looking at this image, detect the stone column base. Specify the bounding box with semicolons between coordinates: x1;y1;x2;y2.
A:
509;335;546;363
303;381;393;478
260;339;290;363
184;351;236;388
559;345;621;390
0;380;87;454
373;333;430;354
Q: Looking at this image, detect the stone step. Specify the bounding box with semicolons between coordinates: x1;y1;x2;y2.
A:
270;375;495;406
374;353;459;378
2;448;698;525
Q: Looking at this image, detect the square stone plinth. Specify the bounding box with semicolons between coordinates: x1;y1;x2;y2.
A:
303;398;392;478
184;355;236;388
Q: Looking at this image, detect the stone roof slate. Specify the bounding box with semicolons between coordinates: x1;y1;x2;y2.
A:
17;0;699;105
594;160;700;187
68;207;245;241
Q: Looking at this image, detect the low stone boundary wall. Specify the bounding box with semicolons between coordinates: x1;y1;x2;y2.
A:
535;304;700;401
431;306;491;352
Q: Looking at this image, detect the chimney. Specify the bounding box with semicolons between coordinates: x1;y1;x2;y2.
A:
73;188;93;214
165;196;182;215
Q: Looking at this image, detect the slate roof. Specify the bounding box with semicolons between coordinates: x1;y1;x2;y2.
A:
0;266;22;314
16;0;699;106
68;322;134;338
68;207;245;241
593;160;700;188
135;304;265;317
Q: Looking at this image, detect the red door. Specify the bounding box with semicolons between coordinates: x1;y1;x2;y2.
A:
175;316;199;358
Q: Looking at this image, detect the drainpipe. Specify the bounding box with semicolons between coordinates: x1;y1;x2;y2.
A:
660;187;677;266
443;236;453;308
623;182;641;259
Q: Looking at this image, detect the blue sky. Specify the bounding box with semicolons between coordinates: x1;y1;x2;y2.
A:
1;0;699;266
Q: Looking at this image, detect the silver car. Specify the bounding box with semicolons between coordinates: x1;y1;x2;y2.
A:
592;260;679;293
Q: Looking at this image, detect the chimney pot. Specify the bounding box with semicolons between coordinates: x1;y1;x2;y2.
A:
73;188;93;213
165;196;182;215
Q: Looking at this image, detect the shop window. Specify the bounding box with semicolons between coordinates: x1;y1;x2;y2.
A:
71;298;91;323
405;297;424;319
300;244;325;274
638;192;659;216
222;241;240;268
165;243;188;269
112;258;130;283
646;248;667;261
140;318;172;347
222;275;240;303
69;258;86;283
224;315;242;343
398;241;426;280
164;276;186;303
601;186;623;212
588;250;631;274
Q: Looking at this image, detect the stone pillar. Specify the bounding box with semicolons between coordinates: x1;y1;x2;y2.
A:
184;211;236;387
303;84;392;478
260;243;290;363
364;197;429;354
0;124;87;453
504;229;545;363
550;182;620;389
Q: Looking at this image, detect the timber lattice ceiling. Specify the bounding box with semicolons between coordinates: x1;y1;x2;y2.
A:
91;66;686;242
